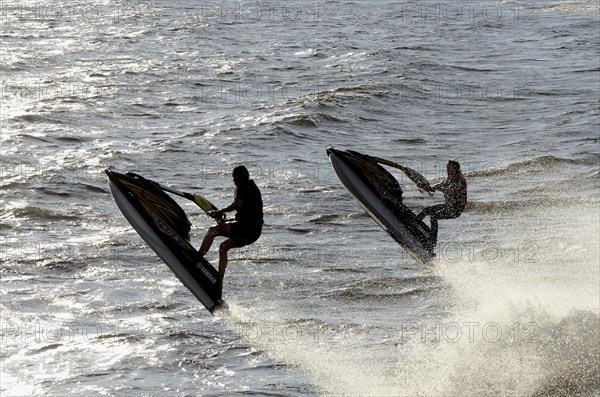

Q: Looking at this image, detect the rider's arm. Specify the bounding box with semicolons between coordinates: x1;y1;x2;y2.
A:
221;198;243;213
430;179;450;193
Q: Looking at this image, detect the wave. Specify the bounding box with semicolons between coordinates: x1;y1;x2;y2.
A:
467;197;600;214
320;266;369;274
315;111;343;123
2;205;80;221
572;67;600;73
280;113;318;128
309;214;347;224
322;285;440;302
8;115;64;125
541;3;600;13
54;135;86;143
390;137;428;145
35;187;71;197
322;275;443;302
467;155;588;178
7;133;55;144
255;111;319;130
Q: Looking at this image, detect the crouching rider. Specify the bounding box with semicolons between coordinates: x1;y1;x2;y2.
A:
199;165;263;281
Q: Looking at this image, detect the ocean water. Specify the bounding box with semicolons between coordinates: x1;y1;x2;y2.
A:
1;0;599;396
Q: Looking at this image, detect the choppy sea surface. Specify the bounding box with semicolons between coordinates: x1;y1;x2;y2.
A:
1;1;599;396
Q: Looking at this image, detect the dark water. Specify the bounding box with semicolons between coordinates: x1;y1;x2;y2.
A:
1;1;599;396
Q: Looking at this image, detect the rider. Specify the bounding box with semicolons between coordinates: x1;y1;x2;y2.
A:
199;165;263;281
417;160;467;247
